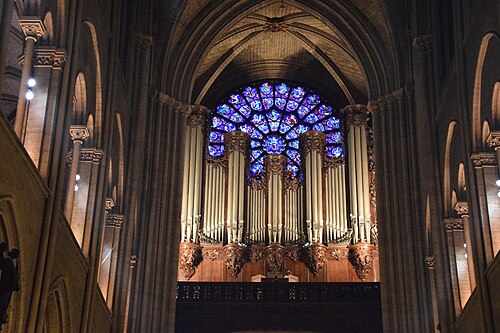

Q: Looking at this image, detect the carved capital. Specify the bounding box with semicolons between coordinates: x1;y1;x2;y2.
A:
454;201;469;216
158;92;182;109
179;242;203;280
130;255;137;268
69;125;89;143
348;243;375;281
300;131;326;157
264;154;286;176
342;104;369;127
19;17;46;40
105;197;115;211
443;218;463;231
471;152;497;167
224;131;249;155
224;244;249;277
265;244;285;275
424;255;436;269
324;156;344;170
486;130;500;149
186;105;209;127
300;243;326;277
413;35;432;53
79;148;104;163
106;214;125;228
135;33;153;49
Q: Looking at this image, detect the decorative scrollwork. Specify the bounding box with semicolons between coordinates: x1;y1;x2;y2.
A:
224;131;249;155
179;243;203;280
186;105;209;127
342;104;368;127
265;244;285;275
203;249;221;261
300;243;326;277
348;244;374;281
300;131;326;157
264;154;286;175
224;244;249;277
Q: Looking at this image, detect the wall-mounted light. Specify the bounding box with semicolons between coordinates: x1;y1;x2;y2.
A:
27;78;36;88
76;174;81;181
25;89;34;100
74;184;79;192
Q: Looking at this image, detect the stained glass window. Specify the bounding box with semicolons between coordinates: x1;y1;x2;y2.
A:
208;81;343;177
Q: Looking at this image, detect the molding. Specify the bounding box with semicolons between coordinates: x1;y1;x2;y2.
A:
264;154;286;176
19;17;46;40
130;255;137;268
342;104;369;127
424;255;435;269
224;131;249;155
300;131;326;156
443;218;463;231
19;48;67;69
67;148;104;164
135;33;153;49
412;35;432;53
106;214;125;228
470;152;497;167
454;201;469;216
69;125;89;143
486;130;500;148
185;105;209;127
105;197;115;211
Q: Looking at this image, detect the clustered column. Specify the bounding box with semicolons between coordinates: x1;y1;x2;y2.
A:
265;154;285;244
65;125;90;223
14;17;46;139
344;104;371;244
324;157;348;243
300;131;326;243
224;131;249;243
180;106;209;243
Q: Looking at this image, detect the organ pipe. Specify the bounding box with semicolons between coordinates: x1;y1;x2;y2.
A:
265;154;286;244
324;158;347;244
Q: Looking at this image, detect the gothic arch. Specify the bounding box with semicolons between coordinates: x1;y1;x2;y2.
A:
72;72;87;125
443;121;458;214
43;277;70;333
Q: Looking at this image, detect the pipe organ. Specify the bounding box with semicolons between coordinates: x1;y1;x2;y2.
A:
178;84;378;282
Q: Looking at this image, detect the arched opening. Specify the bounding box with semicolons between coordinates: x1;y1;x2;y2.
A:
43;279;69;333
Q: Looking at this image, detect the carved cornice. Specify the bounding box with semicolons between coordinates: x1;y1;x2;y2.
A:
265;244;285;275
264;154;286;176
67;148;104;164
413;35;432;53
19;48;67;69
454;201;469;216
179;242;202;280
224;131;249;155
471;152;497;167
300;243;326;277
443;218;463;231
19;17;46;40
106;214;125;228
186;105;209;127
348;243;375;281
300;131;326;157
69;125;89;143
224;244;249;277
135;33;153;49
486;130;500;149
324;156;344;170
342;104;369;127
105;197;115;211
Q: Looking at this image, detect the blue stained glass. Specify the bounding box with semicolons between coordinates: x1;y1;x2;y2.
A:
318;105;333;115
285;125;309;140
298;105;312;118
279;122;291;134
250;100;263;111
251;114;265;125
238;105;251;118
282;114;297;127
286;149;300;163
240;124;263;139
229;94;245;105
269;121;280;132
250;163;264;176
305;94;320;106
250;140;261;148
263;135;286;154
243;87;258;98
286;163;299;176
313;123;325;131
251;149;263;162
209;131;224;143
326;146;343;158
327;132;342;144
230;113;244;123
304;113;319;123
257;123;270;134
286;101;299;112
267;110;281;121
289;140;299;149
275;98;286;110
217;104;232;115
208;145;224;157
263;98;274;110
320;117;341;130
260;82;272;95
291;87;305;100
212;116;236;132
276;83;290;96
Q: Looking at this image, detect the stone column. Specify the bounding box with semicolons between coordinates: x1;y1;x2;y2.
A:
343;104;371;244
179;105;209;243
0;0;14;94
14;17;46;138
300;131;326;244
224;131;249;243
64;125;89;223
443;217;466;313
265;154;285;244
455;201;476;291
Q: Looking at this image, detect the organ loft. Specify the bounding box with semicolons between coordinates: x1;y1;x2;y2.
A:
0;0;500;332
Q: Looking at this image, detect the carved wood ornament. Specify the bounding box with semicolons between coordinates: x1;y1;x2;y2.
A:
224;244;249;277
348;243;374;281
179;242;203;280
300;243;327;277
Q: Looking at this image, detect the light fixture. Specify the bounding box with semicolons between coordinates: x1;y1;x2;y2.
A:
25;89;34;100
76;174;81;181
496;179;500;187
27;78;36;87
74;184;79;192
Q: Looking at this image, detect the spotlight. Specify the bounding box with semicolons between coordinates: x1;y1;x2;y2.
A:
74;184;79;192
27;78;36;87
76;174;81;181
25;89;34;100
496;179;500;187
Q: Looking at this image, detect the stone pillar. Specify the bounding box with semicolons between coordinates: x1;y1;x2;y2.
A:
0;0;14;94
14;17;46;138
224;131;249;243
300;131;326;243
343;104;371;244
179;105;209;243
443;217;466;313
455;201;476;291
265;154;285;244
65;125;89;223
